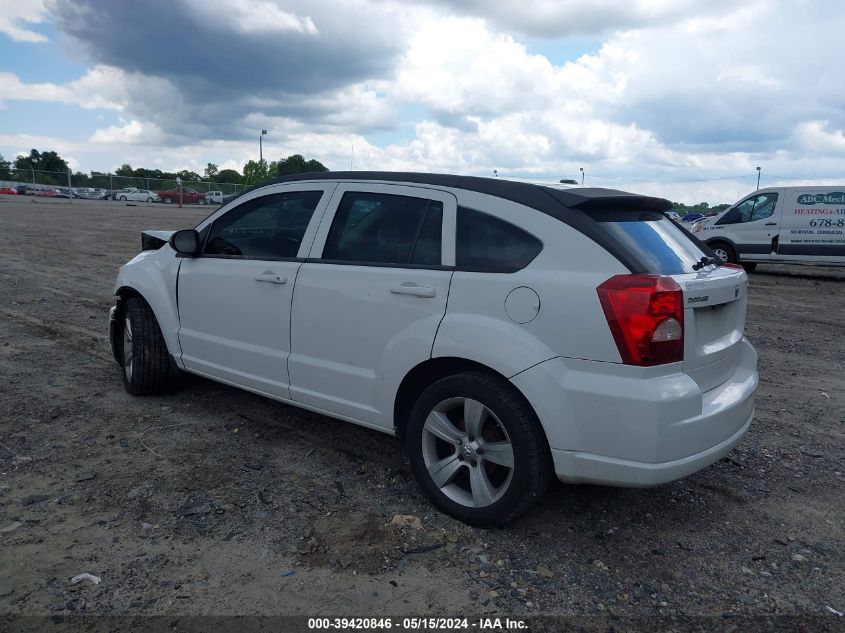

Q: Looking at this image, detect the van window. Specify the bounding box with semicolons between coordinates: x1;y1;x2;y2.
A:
595;211;709;274
717;193;778;225
456;207;542;271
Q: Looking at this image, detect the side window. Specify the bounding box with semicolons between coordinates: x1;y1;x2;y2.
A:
203;190;323;259
322;192;442;265
718;193;778;224
456;207;542;271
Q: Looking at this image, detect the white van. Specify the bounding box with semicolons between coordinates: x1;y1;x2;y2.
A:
204;191;224;205
693;186;845;271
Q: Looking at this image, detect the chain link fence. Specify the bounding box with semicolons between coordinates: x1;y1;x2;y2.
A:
0;168;248;203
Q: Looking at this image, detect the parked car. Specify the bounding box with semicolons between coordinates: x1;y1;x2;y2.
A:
114;188;160;202
693;186;845;272
109;172;758;526
157;187;206;204
74;187;106;200
36;189;59;197
681;213;705;223
666;210;682;222
0;187;18;195
204;190;224;205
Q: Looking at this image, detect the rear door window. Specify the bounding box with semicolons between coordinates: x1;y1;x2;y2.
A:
596;211;709;274
322;192;443;265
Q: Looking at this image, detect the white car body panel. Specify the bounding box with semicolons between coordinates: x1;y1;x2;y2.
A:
112;175;759;489
288;183;457;428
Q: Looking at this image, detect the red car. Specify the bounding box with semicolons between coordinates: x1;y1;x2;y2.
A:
0;187;18;195
157;187;206;204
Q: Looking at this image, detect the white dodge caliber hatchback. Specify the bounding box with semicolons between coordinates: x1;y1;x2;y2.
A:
110;172;758;526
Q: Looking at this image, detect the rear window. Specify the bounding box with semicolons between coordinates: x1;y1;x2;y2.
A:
595;211;708;274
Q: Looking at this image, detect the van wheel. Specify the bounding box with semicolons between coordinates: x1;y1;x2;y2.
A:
120;297;176;395
164;197;172;204
709;241;736;264
742;263;757;273
405;372;551;527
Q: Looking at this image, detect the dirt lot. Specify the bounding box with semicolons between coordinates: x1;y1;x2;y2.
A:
1;197;843;626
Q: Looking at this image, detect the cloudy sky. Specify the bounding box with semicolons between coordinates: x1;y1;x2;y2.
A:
1;0;843;203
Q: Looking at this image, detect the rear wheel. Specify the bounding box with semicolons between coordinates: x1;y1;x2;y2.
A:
164;197;173;204
119;195;127;201
120;297;176;395
709;240;736;264
405;371;551;527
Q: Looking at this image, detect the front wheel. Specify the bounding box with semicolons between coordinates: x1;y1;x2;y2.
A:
119;195;127;201
164;197;172;204
146;197;153;202
405;371;551;527
120;297;177;395
709;240;736;264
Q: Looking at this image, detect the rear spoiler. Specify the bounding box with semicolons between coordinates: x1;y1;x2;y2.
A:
141;230;175;251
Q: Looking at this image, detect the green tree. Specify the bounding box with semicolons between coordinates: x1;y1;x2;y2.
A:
0;153;11;179
176;169;200;183
203;163;219;180
216;168;242;184
115;163;134;176
14;149;69;174
270;154;328;177
242;159;269;185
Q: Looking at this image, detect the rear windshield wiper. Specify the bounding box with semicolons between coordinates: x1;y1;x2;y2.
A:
691;256;718;271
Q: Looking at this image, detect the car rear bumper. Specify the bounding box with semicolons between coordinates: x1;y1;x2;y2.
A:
511;338;758;487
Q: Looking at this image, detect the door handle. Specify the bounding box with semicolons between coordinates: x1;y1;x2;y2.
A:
765;222;777;226
254;271;288;285
390;283;436;298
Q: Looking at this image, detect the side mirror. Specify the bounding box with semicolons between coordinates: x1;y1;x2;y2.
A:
169;229;200;256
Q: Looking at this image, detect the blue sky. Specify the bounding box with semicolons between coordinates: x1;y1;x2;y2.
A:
1;0;844;203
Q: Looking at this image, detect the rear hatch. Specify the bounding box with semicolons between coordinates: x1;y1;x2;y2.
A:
595;211;747;392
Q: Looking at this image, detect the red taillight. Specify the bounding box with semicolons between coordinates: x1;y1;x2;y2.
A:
722;262;743;269
597;274;684;366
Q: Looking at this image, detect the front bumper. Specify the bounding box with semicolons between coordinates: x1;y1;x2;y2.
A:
511;338;758;487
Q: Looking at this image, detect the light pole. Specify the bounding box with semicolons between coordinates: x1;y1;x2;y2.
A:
756;166;761;190
579;167;584;186
493;169;498;178
259;129;267;163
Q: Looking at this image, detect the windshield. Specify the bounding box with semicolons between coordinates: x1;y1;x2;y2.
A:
595;211;709;274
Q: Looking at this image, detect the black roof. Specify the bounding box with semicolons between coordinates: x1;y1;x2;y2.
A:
259;171;672;214
253;171;673;272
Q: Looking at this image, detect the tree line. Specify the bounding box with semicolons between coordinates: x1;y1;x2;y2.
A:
0;149;328;189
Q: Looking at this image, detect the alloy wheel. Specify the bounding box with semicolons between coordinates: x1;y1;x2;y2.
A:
421;397;514;508
122;317;133;381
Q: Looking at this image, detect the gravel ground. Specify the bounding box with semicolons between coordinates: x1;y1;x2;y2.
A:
0;198;843;628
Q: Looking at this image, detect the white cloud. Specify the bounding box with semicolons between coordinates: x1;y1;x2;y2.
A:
0;0;47;42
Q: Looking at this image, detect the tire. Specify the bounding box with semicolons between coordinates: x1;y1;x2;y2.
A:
405;371;551;527
119;195;127;201
146;197;153;203
164;197;172;204
742;263;757;273
708;240;736;264
120;296;176;395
